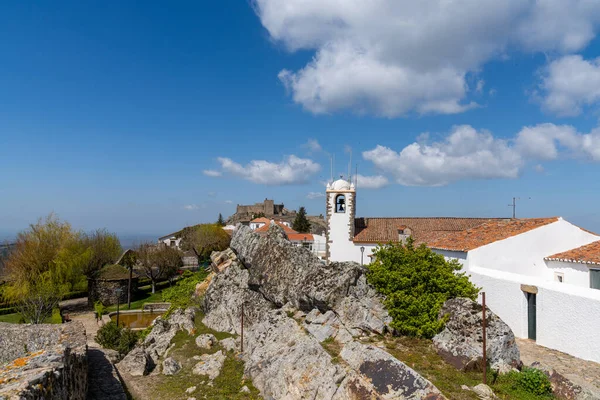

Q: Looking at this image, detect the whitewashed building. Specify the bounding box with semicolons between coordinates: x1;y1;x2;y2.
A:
326;177;600;363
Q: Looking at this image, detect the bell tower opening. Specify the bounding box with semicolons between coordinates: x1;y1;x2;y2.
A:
335;194;346;213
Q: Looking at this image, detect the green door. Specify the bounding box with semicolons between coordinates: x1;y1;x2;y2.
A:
591;269;600;290
527;293;536;341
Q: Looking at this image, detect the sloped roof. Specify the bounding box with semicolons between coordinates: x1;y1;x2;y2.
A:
353;217;502;245
427;217;559;251
250;217;271;224
254;220;313;242
545;240;600;265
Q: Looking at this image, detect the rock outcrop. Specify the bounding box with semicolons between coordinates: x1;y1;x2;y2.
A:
117;308;195;376
432;298;521;373
192;351;226;380
203;224;447;399
0;322;88;400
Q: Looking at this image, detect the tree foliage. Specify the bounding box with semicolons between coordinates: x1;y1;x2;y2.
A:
81;228;122;277
217;213;225;226
2;214;90;323
367;239;479;338
292;206;311;233
179;224;231;262
96;321;140;355
134;243;182;293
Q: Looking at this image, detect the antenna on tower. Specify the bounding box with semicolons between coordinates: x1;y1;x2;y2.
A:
348;149;352;183
355;164;358;187
333;154;335;181
508;197;531;219
330;156;333;183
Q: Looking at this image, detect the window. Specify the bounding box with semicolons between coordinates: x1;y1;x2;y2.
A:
335;194;346;213
554;272;564;283
591;269;600;290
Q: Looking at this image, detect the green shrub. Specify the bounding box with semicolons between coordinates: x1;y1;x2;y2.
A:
94;301;106;318
516;368;552;396
162;270;209;309
95;321;139;355
367;239;479;338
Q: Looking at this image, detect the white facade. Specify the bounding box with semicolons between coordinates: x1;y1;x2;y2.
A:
435;219;600;363
158;236;181;249
249;221;266;230
468;266;600;363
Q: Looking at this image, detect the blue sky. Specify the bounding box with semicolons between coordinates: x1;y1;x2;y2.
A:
2;1;600;241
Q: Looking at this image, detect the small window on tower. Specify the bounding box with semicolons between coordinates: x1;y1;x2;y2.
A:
335;194;346;213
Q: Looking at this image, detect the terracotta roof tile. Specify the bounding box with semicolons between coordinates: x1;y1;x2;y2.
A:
255;220;295;234
428;217;559;251
545;240;600;265
353;217;502;245
250;217;271;224
254;220;313;242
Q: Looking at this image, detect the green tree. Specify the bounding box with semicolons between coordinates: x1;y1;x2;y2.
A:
217;213;225;226
179;223;231;263
81;228;123;277
134;243;182;293
292;206;311;233
367;238;479;338
3;214;90;323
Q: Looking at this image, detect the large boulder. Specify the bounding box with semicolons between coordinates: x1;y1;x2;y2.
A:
243;309;346;399
224;224;390;335
118;348;153;377
162;357;181;375
340;341;446;399
432;298;521;373
192;351;226;380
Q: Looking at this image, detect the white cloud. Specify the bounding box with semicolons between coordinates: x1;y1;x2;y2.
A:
355;174;389;189
475;80;485;93
203;169;222;177
224;200;233;204
538;55;600;116
254;0;600;117
534;164;545;173
217;155;321;185
304;139;323;153
516;123;600;161
363;125;523;186
306;192;325;199
183;204;199;210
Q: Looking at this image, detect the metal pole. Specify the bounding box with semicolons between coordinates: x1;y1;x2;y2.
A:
241;303;244;353
482;292;487;385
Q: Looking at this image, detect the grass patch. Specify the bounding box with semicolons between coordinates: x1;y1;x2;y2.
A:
0;308;62;324
381;336;555;400
320;337;343;364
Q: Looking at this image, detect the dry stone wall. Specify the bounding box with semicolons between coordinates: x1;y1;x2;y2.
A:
0;322;87;400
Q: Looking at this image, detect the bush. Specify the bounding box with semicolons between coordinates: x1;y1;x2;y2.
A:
95;321;139;355
162;270;209;309
94;301;106;318
367;239;479;338
516;368;552;396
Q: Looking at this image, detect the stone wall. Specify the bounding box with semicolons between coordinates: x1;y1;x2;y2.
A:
88;278;135;307
0;322;88;399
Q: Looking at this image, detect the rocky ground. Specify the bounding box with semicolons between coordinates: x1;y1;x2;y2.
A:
115;308;261;400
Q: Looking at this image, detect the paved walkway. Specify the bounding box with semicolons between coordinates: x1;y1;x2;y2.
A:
516;338;600;392
61;298;127;400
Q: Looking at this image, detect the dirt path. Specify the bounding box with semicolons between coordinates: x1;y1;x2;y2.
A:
516;338;600;392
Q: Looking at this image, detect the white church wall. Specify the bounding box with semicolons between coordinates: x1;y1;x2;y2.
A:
468;266;600;363
545;260;593;288
467;219;599;279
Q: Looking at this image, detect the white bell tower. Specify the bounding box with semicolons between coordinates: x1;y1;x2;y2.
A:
325;176;356;262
